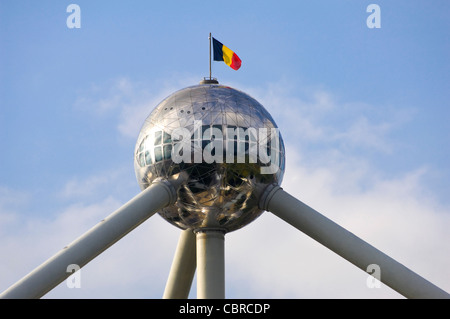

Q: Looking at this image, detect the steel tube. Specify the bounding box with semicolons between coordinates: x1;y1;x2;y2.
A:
0;178;182;299
163;229;196;299
261;185;450;299
196;229;225;299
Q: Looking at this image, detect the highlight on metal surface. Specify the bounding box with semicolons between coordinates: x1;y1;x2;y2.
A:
134;83;286;233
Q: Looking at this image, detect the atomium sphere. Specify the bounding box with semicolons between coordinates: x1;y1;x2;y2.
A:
134;82;285;233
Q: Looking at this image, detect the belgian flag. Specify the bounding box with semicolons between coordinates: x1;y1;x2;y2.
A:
212;37;242;71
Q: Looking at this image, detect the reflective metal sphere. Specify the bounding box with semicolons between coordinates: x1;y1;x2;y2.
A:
134;82;285;232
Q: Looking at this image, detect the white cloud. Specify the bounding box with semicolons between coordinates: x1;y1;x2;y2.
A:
59;166;135;201
333;116;393;152
239;79;415;157
74;75;200;139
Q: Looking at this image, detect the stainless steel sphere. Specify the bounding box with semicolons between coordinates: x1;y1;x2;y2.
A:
134;82;285;232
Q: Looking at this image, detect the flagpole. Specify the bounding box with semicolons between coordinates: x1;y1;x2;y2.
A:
200;33;218;84
209;32;212;80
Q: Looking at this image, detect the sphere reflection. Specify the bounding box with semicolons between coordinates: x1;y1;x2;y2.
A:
134;83;285;232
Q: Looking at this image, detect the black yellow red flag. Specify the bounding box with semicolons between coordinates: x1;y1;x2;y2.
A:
212;37;241;70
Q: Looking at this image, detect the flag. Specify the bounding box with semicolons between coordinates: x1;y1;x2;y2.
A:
212;37;242;70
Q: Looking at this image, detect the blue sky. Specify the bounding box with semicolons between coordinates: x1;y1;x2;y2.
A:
1;1;449;298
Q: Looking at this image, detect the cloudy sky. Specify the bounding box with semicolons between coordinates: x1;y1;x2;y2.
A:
1;1;449;298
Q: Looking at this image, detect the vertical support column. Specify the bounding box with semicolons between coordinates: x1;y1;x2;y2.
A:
196;229;225;299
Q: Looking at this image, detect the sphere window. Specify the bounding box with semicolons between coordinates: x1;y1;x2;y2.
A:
154;146;163;162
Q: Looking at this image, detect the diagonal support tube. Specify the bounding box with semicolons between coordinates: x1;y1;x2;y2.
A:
163;229;196;299
260;184;450;299
0;175;185;299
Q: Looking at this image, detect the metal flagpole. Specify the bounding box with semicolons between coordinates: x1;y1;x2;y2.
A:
200;33;218;85
209;32;212;80
259;184;450;299
0;175;186;299
196;229;225;299
163;229;196;299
